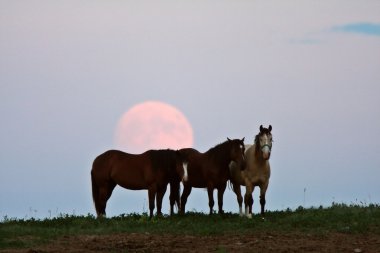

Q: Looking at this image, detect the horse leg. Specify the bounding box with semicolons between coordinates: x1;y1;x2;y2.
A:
232;183;243;216
207;186;215;215
260;182;269;216
156;185;167;217
217;183;226;215
96;187;108;217
180;184;192;215
169;181;180;215
260;195;266;216
244;184;254;219
94;180;116;218
147;185;157;218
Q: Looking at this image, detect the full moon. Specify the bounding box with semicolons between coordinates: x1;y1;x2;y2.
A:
114;101;194;153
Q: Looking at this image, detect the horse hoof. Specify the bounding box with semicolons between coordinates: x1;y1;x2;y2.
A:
247;214;252;219
239;212;244;217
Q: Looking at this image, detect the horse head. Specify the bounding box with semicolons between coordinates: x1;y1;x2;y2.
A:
227;137;246;170
256;125;273;160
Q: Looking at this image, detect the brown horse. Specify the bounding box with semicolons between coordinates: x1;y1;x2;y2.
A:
229;125;273;218
179;138;246;215
91;149;185;218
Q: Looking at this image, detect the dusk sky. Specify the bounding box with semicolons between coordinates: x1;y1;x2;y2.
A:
1;0;380;219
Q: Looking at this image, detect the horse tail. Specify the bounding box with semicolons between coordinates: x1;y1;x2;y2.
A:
169;180;181;212
91;170;101;217
228;180;233;191
176;182;181;210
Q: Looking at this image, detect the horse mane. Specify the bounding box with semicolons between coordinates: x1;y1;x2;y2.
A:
207;140;228;154
254;134;260;153
206;140;233;164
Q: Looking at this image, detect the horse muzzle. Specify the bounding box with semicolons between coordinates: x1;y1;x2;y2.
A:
261;145;271;160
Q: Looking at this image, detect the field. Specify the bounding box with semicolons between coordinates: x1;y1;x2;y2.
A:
1;204;380;253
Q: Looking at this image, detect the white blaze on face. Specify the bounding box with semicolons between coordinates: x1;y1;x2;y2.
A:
261;134;272;160
182;162;188;182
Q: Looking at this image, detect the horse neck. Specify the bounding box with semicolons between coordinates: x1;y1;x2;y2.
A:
252;144;268;166
207;143;232;168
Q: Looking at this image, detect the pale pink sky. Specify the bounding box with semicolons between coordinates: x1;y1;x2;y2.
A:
1;0;379;218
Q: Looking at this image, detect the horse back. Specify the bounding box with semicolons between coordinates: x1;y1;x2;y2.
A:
92;150;156;190
179;148;199;159
148;149;181;182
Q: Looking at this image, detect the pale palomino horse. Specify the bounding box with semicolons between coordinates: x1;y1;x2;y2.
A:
229;125;273;218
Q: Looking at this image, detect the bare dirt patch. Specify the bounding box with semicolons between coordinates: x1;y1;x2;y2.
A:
3;232;380;253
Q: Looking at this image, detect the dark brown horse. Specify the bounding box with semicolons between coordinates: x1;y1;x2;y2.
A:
179;138;246;215
91;149;185;218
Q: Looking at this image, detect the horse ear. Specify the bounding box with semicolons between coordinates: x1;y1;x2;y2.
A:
268;125;272;132
241;137;245;142
260;125;263;132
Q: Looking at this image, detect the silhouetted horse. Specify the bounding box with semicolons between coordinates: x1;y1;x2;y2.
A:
179;138;246;215
230;125;273;218
91;149;185;218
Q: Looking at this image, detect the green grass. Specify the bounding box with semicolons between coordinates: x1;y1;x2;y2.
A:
1;203;379;249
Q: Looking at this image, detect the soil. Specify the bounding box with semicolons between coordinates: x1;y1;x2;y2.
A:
3;232;380;253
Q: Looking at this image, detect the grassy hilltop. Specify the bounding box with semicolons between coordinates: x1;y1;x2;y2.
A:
1;203;380;251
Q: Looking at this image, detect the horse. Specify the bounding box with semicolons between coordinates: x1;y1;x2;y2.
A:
229;125;273;218
91;149;185;218
179;138;246;215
